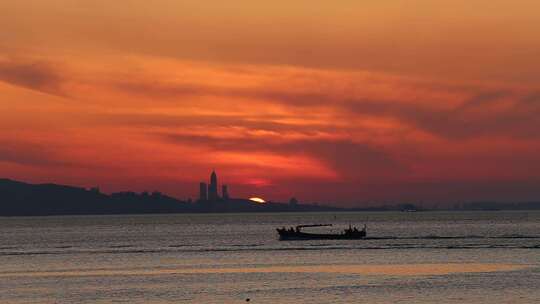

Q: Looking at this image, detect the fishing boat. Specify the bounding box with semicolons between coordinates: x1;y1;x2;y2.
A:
276;224;366;240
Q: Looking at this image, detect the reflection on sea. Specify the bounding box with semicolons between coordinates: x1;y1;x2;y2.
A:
0;211;539;304
0;263;529;278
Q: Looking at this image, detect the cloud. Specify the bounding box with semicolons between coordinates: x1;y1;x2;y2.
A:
0;138;108;170
97;60;540;141
0;58;64;95
1;55;539;203
0;140;69;167
158;132;404;181
381;90;540;140
86;112;340;136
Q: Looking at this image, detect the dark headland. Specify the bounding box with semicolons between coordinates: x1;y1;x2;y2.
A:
0;178;342;216
1;178;539;216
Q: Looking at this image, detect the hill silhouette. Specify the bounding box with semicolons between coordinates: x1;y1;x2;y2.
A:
0;178;339;216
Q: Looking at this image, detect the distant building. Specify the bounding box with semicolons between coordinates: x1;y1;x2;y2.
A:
199;182;208;201
222;185;229;200
199;170;231;202
208;170;219;201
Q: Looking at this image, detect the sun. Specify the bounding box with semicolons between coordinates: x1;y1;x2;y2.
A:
249;197;266;204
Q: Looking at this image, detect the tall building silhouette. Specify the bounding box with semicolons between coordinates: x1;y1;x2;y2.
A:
199;182;207;201
222;185;229;200
198;170;230;202
208;170;219;201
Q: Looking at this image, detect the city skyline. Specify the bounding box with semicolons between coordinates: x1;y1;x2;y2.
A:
1;1;540;206
199;170;230;202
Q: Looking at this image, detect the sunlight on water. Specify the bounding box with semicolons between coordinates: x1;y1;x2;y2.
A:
0;263;529;278
0;211;539;304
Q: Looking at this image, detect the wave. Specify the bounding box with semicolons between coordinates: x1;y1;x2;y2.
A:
497;234;539;239
168;244;199;248
109;245;134;248
365;234;540;240
1;234;538;257
1;243;539;256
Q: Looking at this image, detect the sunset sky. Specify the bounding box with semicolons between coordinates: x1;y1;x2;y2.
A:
1;1;540;205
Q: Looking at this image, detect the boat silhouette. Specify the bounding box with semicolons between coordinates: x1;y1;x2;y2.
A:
276;224;366;240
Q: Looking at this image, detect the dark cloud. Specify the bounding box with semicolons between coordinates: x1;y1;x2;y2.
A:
0;141;65;167
342;89;540;140
429;91;540;139
0;140;97;169
110;75;540;140
0;58;64;95
288;140;404;179
159;133;404;179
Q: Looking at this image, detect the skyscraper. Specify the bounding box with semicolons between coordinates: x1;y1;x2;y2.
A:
222;185;229;200
208;170;219;201
199;182;207;201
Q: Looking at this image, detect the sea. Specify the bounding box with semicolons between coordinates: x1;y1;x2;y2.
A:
0;211;539;303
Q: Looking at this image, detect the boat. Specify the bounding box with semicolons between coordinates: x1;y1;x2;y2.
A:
276;224;366;240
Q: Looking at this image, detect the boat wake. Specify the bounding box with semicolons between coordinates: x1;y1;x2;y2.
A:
366;234;540;240
1;234;539;256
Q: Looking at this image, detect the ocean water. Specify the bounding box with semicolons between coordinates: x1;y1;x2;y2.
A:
0;211;539;303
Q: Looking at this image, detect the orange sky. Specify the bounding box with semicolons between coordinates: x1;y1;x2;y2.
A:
1;1;539;205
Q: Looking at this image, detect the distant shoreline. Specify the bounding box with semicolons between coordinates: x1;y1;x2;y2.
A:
1;178;539;217
2;209;540;219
